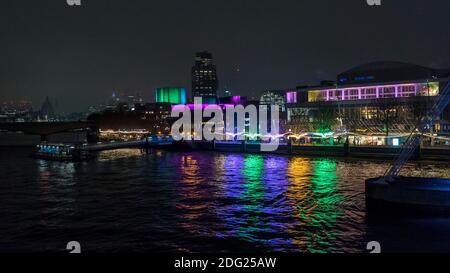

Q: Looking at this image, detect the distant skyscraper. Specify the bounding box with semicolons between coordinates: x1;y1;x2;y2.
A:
191;51;218;103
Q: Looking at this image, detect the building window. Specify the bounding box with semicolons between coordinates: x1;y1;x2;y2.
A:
325;89;342;101
347;89;359;100
286;92;297;103
361;88;377;99
380;87;396;98
361;107;378;119
398;85;416;97
308;90;324;102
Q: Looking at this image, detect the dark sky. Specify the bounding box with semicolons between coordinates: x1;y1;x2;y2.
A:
1;0;449;113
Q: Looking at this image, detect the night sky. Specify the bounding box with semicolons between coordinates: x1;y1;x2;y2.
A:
1;0;449;113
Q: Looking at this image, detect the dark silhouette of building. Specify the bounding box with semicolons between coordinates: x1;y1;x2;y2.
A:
191;51;218;103
40;96;55;120
87;102;174;140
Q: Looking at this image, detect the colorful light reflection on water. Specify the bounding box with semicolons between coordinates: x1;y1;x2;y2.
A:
2;148;450;252
173;152;355;252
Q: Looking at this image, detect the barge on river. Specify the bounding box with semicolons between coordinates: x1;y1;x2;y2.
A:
32;142;91;161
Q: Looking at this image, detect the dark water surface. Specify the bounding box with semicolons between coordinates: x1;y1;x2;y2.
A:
1;147;450;253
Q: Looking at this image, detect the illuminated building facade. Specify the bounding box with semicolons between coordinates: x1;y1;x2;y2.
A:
286;62;450;146
191;51;218;103
260;90;287;111
259;90;290;133
87;102;174;141
170;96;281;140
155;87;187;104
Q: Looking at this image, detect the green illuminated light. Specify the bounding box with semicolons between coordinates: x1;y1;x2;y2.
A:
155;87;187;104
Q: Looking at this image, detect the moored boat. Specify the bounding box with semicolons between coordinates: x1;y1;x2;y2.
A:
366;176;450;213
32;142;91;161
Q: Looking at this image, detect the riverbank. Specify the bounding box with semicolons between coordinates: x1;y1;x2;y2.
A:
179;141;450;161
2;132;450;161
0;132;86;146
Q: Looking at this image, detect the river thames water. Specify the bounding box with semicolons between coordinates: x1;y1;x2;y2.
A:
1;147;450;253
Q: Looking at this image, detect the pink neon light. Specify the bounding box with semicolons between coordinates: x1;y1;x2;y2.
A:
286;92;297;103
320;83;424;102
171;104;236;111
231;96;241;104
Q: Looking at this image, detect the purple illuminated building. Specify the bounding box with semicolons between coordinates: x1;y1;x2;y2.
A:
286;92;297;103
286;61;450;145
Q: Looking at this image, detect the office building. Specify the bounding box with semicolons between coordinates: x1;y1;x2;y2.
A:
191;51;218;103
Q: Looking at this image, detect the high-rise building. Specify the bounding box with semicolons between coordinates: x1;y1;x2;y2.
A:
155;87;187;104
191;51;218;103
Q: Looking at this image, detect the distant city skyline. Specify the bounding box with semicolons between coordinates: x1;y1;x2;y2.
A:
1;0;450;112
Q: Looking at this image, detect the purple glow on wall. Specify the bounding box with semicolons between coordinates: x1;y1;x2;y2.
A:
171;104;234;111
286;92;297;103
322;83;423;102
231;96;241;104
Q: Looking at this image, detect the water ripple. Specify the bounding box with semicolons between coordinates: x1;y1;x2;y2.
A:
1;148;450;253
